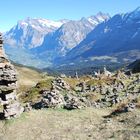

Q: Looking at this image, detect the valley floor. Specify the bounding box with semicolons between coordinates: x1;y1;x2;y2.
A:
0;108;140;140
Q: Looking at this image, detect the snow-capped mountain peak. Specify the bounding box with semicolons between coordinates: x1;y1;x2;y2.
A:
87;12;110;25
36;18;64;28
5;17;68;49
129;7;140;19
18;17;66;30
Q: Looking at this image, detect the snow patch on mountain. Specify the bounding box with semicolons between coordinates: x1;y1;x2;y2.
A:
88;12;110;25
37;19;63;28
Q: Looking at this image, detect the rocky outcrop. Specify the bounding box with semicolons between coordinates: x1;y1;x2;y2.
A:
0;33;23;119
128;59;140;73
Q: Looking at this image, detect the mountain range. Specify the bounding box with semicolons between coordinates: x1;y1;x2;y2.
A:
4;8;140;70
4;13;109;68
56;7;140;67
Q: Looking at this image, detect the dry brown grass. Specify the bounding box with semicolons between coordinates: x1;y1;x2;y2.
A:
86;77;115;86
15;66;44;92
0;108;110;140
0;108;140;140
63;78;80;88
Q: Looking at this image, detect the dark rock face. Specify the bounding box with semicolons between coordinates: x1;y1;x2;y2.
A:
128;59;140;73
0;33;23;119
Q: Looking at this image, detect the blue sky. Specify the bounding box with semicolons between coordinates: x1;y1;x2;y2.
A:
1;0;140;32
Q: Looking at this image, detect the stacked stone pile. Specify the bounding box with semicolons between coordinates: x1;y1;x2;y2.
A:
41;90;65;108
92;72;140;109
39;78;87;109
94;67;112;79
0;33;23;119
76;82;95;93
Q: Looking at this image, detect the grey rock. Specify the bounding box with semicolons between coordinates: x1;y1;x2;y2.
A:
64;95;86;110
24;103;32;112
41;90;65;108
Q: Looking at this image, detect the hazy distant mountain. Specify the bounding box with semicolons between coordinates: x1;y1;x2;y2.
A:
4;17;68;67
57;7;140;67
4;17;67;49
4;13;109;67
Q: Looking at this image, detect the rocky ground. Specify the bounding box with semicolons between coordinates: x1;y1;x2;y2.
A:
21;68;140;112
0;64;140;140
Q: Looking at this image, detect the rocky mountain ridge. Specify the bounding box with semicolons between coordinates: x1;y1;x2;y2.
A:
56;7;140;67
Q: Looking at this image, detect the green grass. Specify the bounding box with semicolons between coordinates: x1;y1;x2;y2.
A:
20;78;54;103
36;79;53;89
4;112;29;126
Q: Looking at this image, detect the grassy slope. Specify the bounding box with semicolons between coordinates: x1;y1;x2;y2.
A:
15;65;44;92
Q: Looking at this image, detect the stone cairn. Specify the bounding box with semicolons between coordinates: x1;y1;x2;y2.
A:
94;67;112;79
39;77;87;110
0;33;23;119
